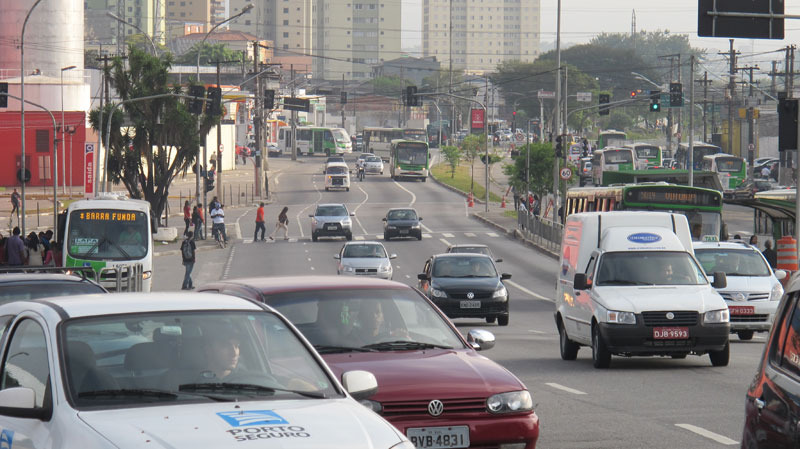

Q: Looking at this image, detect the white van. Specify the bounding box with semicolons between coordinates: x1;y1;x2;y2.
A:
555;211;731;368
324;161;351;191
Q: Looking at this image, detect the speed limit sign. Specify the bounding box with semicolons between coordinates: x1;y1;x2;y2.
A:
515;133;525;142
560;167;572;180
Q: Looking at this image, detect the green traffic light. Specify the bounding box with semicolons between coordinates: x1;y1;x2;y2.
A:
650;103;660;112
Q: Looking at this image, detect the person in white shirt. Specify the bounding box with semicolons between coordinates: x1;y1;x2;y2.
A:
760;165;771;178
210;204;228;243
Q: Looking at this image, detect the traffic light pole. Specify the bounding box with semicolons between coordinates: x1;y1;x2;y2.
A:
252;41;263;198
689;55;695;187
212;59;239;204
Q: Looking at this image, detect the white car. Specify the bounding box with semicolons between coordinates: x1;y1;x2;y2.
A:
335;241;396;280
694;241;787;340
0;292;413;449
364;155;384;175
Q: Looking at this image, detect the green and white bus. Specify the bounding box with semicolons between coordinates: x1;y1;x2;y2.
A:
566;183;724;240
390;139;429;181
294;127;351;156
591;147;636;185
625;143;663;169
364;127;428;160
597;130;627;149
702;153;747;197
63;195;154;291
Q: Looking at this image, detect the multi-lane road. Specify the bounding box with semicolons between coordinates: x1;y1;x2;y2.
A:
152;154;761;448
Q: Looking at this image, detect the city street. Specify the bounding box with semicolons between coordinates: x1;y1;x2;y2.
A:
153;154;759;448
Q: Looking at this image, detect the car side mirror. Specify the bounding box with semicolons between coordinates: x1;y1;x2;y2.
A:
495;258;503;263
574;273;589;290
341;370;378;400
334;254;340;260
775;269;788;280
417;273;429;281
712;272;727;289
390;254;397;259
500;273;511;280
467;329;496;351
419;217;423;220
0;387;48;420
382;218;387;221
350;212;356;216
308;214;314;217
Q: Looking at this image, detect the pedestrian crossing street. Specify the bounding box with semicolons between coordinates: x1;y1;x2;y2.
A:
243;231;502;244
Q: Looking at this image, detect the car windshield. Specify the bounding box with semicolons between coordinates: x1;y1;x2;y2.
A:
62;311;339;409
0;282;106;303
595;251;707;286
67;209;149;261
316;206;347;216
343;244;387;258
264;289;463;351
448;246;490;256
433;256;497;278
387;210;417;220
366;156;381;163
695;249;771;276
326;165;347;175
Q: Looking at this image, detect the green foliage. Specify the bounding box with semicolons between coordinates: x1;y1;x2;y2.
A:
124;34;169;55
503;142;555;196
440;145;462;178
89;46;218;223
461;134;483;163
372;76;410;97
175;42;247;67
602;110;634;132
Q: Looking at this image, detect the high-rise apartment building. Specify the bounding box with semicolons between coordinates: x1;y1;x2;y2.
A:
85;0;166;49
227;0;313;57
423;0;540;74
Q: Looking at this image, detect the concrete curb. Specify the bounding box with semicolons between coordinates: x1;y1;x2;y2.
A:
471;213;560;261
429;173;487;205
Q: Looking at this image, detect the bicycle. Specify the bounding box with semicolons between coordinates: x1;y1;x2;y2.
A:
212;224;226;248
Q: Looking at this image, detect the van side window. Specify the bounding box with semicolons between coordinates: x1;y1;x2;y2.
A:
585;255;597;283
777;293;800;378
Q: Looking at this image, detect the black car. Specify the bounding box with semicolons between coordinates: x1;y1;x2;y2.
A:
0;267;107;303
382;208;422;240
741;279;800;448
418;253;511;326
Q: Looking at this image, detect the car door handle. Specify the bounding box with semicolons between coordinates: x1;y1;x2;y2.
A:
754;398;765;410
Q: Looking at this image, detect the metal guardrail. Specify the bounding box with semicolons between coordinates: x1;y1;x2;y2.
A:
517;210;563;254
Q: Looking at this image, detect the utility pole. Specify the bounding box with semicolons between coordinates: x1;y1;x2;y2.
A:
677;53;682;144
780;46;794;186
689;55;695;187
552;0;562;222
659;54;680;157
696;71;712;143
291;64;297;161
770;60;778;96
720;39;738;156
738;65;759;179
211;58;239;202
341;74;346;129
252;41;263;197
96;53;126;194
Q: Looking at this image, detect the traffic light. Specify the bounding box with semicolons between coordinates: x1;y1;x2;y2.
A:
649;90;661;112
406;85;418;107
341;91;347;105
511;111;516;133
206;86;222;116
555;135;563;158
630;89;642;98
669;82;683;107
778;98;799;151
188;85;205;114
599;94;610;116
0;82;7;108
264;89;275;109
205;172;215;192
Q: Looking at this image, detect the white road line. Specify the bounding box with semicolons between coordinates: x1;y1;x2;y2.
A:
674;424;738;446
440;238;452;247
423;233;433;238
352;184;369;235
442;232;455;238
375;235;382;240
222;247;236;280
392;180;417;206
464;200;468;217
354;235;365;240
310;266;315;271
295;183;323;238
421;223;434;233
274;172;283;186
505;279;554;302
527;330;546;334
243;239;253;244
405;274;411;278
487;232;499;237
465;232;476;237
545;383;587;395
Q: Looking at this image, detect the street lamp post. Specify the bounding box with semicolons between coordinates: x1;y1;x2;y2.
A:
107;12;158;56
61;65;76;196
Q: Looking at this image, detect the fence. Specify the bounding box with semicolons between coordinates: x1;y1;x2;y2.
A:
517;210;563;254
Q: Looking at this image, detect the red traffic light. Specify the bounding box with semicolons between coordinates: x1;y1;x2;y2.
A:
512;111;516;116
630;91;637;98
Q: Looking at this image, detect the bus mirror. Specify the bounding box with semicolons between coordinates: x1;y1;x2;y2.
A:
574;273;588;290
711;272;727;289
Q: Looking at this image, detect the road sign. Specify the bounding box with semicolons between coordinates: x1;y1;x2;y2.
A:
515;133;525;142
560;167;572;180
282;97;310;112
538;91;555;99
576;92;592;103
84;143;95;198
698;0;784;39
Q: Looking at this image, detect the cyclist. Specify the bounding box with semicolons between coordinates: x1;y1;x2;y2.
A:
210;204;228;246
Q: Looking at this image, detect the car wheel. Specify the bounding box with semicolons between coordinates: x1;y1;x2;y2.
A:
346;187;350;192
737;330;755;341
591;324;611;369
345;232;353;241
558;320;579;361
497;315;509;326
709;341;730;367
312;232;318;242
416;232;423;240
485;316;496;324
325;187;329;191
422;178;427;182
380;171;383;175
383;233;390;241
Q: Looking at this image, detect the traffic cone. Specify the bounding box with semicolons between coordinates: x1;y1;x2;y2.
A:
501;196;506;208
468;192;474;207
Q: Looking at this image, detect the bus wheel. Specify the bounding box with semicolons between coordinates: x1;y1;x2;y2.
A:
325;149;330;157
422;177;427;182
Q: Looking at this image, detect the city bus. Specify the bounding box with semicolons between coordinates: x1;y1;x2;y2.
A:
678;141;723;170
565;183;724;240
702;153;747;197
591;147;636;185
363;127;404;160
62;195;154;291
625;143;663;169
597;130;627;149
390;139;429;181
290;127;350;156
402;128;429;143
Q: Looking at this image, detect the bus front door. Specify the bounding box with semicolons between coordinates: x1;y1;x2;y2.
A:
314;130;323;154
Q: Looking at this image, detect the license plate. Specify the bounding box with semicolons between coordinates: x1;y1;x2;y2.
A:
407;426;469;449
460;300;481;309
399;229;409;234
653;327;689;339
729;305;755;316
326;225;338;230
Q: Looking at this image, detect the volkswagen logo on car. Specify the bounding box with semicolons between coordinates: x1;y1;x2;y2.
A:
427;399;444;417
466;292;475;299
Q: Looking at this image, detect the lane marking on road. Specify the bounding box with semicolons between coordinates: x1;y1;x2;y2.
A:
310;266;315;271
464;200;468;217
487;232;499;237
222;247;236;280
392;180;417;206
674;424;738;446
274;171;283;186
527;330;546;334
352;184;369;235
442;232;454;238
465;232;476;237
440;238;452;247
423;233;433;238
405;274;411;279
354;235;365;240
505;279;554;302
545;383;587;395
421;223;434;233
296;183;323;238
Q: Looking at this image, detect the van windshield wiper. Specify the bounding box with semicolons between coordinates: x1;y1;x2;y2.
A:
599;279;653;286
179;382;326;399
314;344;378;354
362;340;453;351
78;388;178;400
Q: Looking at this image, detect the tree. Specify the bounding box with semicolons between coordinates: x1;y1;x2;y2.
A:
124;34;169;55
89;46;218;223
440;145;462;178
503;143;555;197
175;42;247;66
603;110;634;132
461;134;483;192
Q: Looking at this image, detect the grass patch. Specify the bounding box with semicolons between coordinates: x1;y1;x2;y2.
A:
431;163;503;203
503;210;517;218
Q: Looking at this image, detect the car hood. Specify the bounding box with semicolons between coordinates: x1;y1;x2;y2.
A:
341;257;390;268
433;277;502;291
78;399;403;448
716;275;776;293
594;285;726;313
386;219;419;227
324;350;524;399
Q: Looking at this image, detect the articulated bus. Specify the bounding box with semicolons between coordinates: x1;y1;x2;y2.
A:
390;139;429;181
597;130;627;149
565;183;724;240
63;195;154;291
625;143;662;168
591;147;636;185
283;127;350;156
702;153;747;197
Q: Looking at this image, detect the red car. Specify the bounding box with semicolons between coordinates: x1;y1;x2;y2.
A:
200;276;539;449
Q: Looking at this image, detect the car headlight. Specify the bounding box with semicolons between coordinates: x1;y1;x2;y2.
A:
770;282;784;301
704;309;730;323
142;271;152;280
411;223;421;229
359;399;383;413
486;390;533;414
390;442;416;449
379;264;391;273
492;285;507;298
431;288;447;298
606;310;636;324
343;266;355;273
343;219;352;226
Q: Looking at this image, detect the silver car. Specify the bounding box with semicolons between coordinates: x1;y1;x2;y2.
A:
335;241;396;279
364;155;384;175
310;203;354;241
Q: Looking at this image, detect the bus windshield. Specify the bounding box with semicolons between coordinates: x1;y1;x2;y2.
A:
605;150;633;164
716;158;744;172
403;129;428;142
635;147;659;158
332;129;349;143
67;209;149;260
396;142;428;165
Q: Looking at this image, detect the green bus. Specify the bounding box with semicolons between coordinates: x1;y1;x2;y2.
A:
591;147;636;185
295;127;351;156
390;139;429;181
565;183;724;240
624;143;663;168
597;130;627;149
702;153;746;198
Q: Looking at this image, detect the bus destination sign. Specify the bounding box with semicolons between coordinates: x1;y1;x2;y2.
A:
626;187;720;207
78;211;141;222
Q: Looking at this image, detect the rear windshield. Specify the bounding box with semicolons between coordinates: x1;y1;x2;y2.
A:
0;282;106;303
316;206;347;216
695;249;770;277
326;166;348;175
449;246;490;256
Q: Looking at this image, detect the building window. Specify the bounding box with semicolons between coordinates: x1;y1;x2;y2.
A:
283;7;288;13
283;20;288;25
245;20;251;25
283;44;289;49
283;32;289;37
35;130;49;153
38;156;51;180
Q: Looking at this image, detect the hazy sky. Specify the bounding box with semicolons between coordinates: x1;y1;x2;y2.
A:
402;0;800;66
